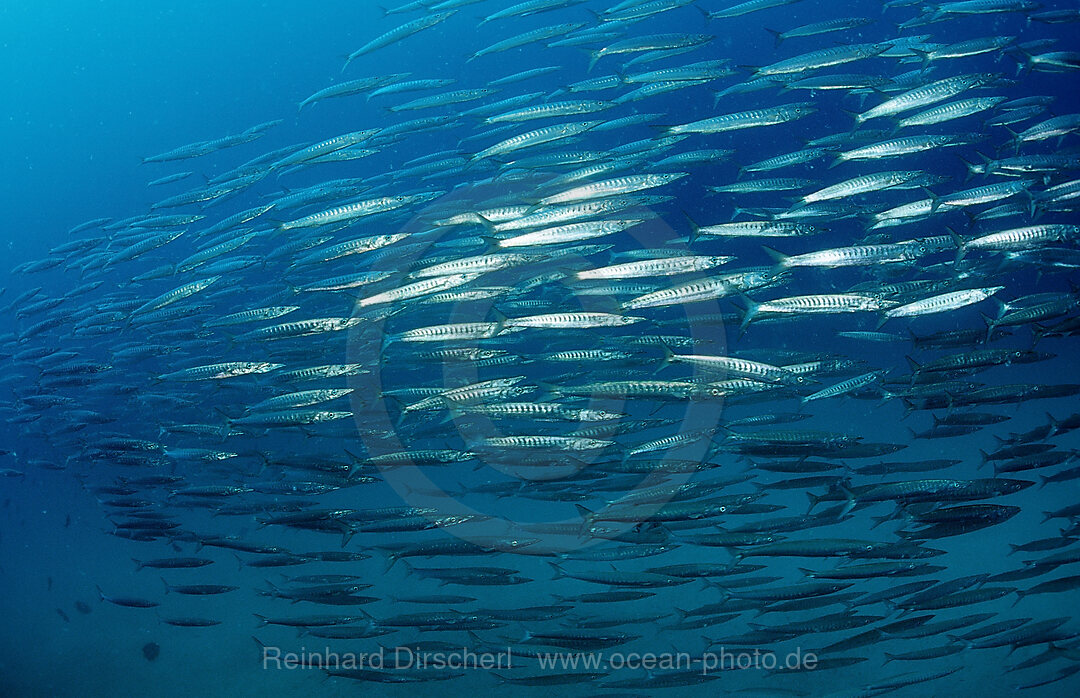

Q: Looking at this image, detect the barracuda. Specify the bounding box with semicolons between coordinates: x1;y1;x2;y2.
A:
576;254;731;279
660;349;804;384
753;43;891;77
959;224;1080;257
588;33;713;70
297;272;394;292
856;73;999;123
471;120;601;160
404;378;531;412
669;103;816;134
833;135;962;166
740;147;832;174
299;74;410;110
802;372;882;403
486;99;612;123
452;402;623;422
388;321;518;343
802;170;925;203
882;287;1005;322
899;96;1008;128
475;435;613;451
468;22;582;61
230;410;354;428
345;11;456;65
623;268;784;309
624;60;732;83
763;237;947;269
690;220;821;240
356;273;484;308
1015;113;1080;143
710;177;817;193
742;294;895;330
236;317;364;341
496;219;643;247
271;130;381;169
273;364;368;382
247;389;355;413
492;196;667;232
705;0;802;19
500;311;644;329
408;253;540;278
130;276;220;317
157;362;283;381
278;195;438;231
765;17;874;46
179;232;259;272
388;88;498;112
538;173;687;206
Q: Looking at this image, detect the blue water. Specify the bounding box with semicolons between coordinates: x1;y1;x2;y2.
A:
2;0;1080;695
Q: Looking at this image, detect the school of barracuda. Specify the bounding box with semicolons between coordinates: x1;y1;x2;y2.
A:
4;0;1080;694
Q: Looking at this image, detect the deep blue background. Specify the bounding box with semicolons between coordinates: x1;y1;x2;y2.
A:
2;1;1079;696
